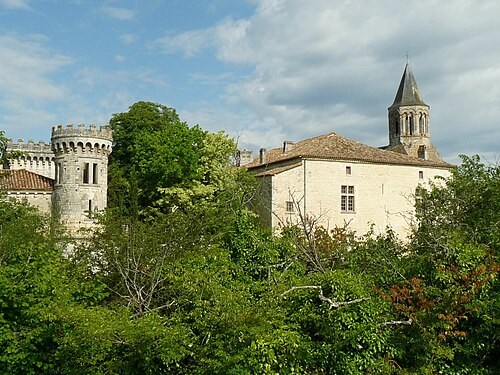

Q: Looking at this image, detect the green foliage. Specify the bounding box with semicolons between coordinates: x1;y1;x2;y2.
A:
0;199;79;373
109;101;206;213
0;130;7;162
2;114;499;374
0;130;25;165
108;102;239;216
381;155;500;373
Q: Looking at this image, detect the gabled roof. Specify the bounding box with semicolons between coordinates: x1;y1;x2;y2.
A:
0;169;54;191
245;132;454;172
390;62;427;107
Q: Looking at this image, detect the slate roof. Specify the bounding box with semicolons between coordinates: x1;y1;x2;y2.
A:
0;169;54;191
245;132;454;172
390;62;428;107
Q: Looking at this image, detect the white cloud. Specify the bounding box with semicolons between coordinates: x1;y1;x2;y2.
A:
119;33;138;45
114;54;126;63
0;34;76;140
100;6;135;21
0;0;30;10
180;0;500;161
152;29;212;57
0;35;73;101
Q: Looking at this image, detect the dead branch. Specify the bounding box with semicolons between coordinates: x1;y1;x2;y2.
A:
281;285;370;309
379;318;413;328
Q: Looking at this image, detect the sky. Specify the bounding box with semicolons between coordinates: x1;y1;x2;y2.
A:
0;0;499;164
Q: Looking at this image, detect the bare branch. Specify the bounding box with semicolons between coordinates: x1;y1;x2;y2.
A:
281;285;370;309
379;319;413;328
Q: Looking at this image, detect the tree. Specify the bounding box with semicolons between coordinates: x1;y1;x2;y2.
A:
108;101;207;214
377;155;500;373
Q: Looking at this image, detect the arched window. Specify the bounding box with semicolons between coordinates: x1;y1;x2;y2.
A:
421;114;427;134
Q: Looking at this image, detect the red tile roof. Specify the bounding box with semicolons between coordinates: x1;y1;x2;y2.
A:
0;169;54;191
246;132;454;171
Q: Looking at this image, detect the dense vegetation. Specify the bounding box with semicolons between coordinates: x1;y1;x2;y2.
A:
0;104;498;374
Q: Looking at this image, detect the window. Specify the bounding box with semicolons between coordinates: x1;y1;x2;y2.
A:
418;145;426;159
58;163;63;184
83;163;89;184
341;185;355;212
346;166;351;175
285;201;295;213
92;163;98;184
419;171;424;179
88;199;92;218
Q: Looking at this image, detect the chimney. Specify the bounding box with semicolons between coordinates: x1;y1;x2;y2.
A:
236;149;253;166
283;141;294;153
259;148;267;164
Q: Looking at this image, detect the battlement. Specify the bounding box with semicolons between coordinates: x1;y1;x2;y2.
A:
6;139;53;154
51;124;112;141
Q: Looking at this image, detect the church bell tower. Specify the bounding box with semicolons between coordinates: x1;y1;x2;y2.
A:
387;62;443;162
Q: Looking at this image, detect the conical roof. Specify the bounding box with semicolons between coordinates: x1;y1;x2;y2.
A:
391;62;427;107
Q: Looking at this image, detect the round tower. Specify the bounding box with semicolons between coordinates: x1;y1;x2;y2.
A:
51;124;112;232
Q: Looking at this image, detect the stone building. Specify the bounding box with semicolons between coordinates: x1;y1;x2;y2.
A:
0;124;112;233
245;63;454;238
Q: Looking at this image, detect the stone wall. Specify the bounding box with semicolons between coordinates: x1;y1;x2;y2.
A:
268;158;451;239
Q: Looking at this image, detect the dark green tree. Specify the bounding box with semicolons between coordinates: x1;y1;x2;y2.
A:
108;101;213;215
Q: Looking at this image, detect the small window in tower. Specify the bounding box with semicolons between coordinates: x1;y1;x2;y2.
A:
418;145;426;159
88;199;92;218
92;163;98;184
346;166;351;175
83;163;89;184
285;201;295;213
419;171;424;179
58;163;63;183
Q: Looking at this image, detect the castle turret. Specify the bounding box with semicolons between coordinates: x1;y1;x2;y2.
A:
387;62;443;162
51;124;112;232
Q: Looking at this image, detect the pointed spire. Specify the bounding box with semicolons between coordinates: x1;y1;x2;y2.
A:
391;61;427;107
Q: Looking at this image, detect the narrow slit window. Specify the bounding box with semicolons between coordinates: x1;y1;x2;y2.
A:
92;163;98;184
83;163;89;184
58;163;63;183
88;199;92;218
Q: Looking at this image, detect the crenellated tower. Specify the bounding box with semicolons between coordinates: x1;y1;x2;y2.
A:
51;124;112;232
387;62;443;162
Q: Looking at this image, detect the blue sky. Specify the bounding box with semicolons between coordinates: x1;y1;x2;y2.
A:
1;0;499;164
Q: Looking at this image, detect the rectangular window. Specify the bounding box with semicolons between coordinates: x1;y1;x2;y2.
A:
341;185;355;212
285;201;294;213
419;171;424;179
88;199;92;218
92;163;98;184
346;166;351;175
58;163;63;183
83;163;89;184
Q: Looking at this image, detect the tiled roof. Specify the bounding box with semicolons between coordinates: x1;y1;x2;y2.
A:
246;132;454;171
255;162;302;177
0;169;54;191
